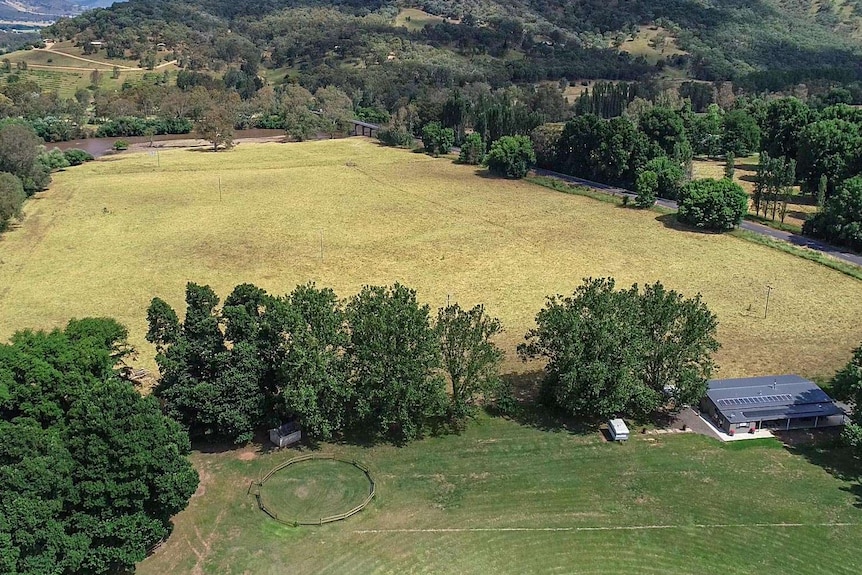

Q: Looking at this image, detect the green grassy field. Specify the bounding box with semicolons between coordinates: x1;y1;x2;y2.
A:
258;458;372;522
137;415;862;574
1;138;861;379
394;8;448;31
2;44;179;97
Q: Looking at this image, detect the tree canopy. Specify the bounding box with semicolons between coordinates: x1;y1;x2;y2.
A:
519;278;719;421
485;135;535;179
830;342;862;456
148;282;501;444
0;319;198;575
803;175;862;252
676;178;748;232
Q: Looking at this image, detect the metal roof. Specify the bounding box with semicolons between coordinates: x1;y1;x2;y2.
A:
706;374;844;423
609;419;629;435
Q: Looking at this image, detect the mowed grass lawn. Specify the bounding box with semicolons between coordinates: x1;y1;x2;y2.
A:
138;415;862;575
0;138;861;378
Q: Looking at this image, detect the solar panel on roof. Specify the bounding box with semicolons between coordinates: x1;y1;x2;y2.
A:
717;394;794;408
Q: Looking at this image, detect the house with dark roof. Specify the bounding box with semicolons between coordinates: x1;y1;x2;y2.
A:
700;374;845;434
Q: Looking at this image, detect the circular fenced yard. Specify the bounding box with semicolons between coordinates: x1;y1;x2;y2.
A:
253;454;375;526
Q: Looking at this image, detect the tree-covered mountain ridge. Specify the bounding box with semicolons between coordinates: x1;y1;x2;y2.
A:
41;0;862;86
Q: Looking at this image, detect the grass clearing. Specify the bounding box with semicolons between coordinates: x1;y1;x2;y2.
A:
258;458;372;523
0;138;861;379
2;45;179;97
0;66;174;98
618;25;687;64
692;155;818;229
137;414;862;574
394;8;450;31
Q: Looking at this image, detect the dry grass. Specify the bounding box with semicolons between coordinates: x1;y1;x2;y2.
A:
618;26;687;64
2;45;178;97
394;8;450;31
1;138;861;379
692;155;818;229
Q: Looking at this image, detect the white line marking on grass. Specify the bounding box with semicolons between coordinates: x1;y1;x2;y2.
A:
354;523;860;534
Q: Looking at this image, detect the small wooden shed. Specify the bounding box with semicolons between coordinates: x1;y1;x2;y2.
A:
269;421;301;448
608;418;630;441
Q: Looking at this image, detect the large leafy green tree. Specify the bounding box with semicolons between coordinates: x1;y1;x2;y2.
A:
644;156;684;200
436;303;504;422
638;106;692;163
345;283;446;441
0;319;198;575
689;104;723;158
635;170;658;208
519;278;718;420
721;108;760;156
796;118;862;196
753;152;796;220
0;122;50;195
760;97;811;162
458;133;485;165
803;176;862;252
277;283;351;440
421;121;455;157
677;178;748;231
830;343;862;455
485;135;536;179
148;283;265;444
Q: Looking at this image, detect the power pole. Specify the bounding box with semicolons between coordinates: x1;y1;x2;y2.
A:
764;285;773;319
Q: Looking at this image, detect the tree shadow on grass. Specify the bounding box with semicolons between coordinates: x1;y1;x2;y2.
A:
655;212;722;235
779;429;862;508
496;370;595;434
473;168;504;180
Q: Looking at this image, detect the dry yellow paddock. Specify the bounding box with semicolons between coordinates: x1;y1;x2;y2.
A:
1;138;860;377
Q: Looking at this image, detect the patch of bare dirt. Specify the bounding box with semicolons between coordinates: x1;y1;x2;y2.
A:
192;465;212;499
236;449;257;461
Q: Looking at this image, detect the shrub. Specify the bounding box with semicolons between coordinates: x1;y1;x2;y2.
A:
37;147;70;172
377;127;414;148
63;148;94;166
677;178;748;231
421;121;455;156
96;116;192;138
458;133;485;165
635;170;658;208
485;135;536;179
113;140;129;151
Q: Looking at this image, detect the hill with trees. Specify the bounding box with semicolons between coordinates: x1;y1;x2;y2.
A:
39;0;862;95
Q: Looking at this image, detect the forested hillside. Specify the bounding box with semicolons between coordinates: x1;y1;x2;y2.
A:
41;0;862;93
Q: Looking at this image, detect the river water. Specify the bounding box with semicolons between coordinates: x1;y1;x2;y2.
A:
52;129;286;158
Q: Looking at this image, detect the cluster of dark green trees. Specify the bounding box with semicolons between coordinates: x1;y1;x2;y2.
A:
0;121;93;233
0;274;725;572
44;0;862;96
147;282;507;444
832;341;862;457
520;277;720;420
0;319;199;575
526;95;862;245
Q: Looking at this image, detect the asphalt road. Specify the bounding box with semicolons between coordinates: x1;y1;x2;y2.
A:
533;168;862;268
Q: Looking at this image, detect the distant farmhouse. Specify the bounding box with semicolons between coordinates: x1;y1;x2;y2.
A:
701;375;846;434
